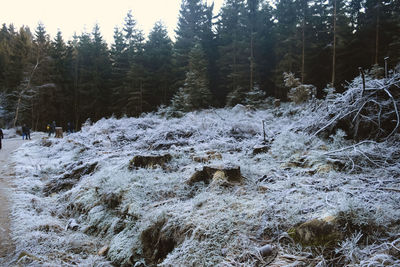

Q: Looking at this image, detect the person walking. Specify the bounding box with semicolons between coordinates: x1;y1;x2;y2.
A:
0;128;3;149
51;121;56;137
22;124;27;140
47;124;51;137
67;122;71;134
26;125;31;140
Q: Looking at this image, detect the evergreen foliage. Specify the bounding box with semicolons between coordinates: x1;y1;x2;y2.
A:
171;43;212;112
0;0;399;128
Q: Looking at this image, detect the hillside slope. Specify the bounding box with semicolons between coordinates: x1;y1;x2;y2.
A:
7;75;400;266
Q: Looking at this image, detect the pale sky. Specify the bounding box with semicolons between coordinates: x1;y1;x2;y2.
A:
0;0;224;44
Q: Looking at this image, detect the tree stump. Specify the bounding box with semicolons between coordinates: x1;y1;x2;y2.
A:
55;127;63;138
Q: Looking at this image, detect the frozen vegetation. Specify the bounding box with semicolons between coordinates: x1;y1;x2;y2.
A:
6;73;400;266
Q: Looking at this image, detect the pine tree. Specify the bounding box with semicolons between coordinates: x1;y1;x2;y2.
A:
174;0;214;92
122;11;146;116
388;0;400;63
74;25;111;123
110;27;129;116
0;24;11;91
186;43;212;110
253;3;275;96
143;21;174;107
123;10;145;63
216;0;249;103
273;0;301;99
49;30;74;129
218;0;273;104
176;43;212;111
89;24;112;119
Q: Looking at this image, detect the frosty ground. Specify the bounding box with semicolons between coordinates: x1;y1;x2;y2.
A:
5;78;400;266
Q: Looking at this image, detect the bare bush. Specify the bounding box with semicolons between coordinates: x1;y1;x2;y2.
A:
310;72;400;140
284;72;316;104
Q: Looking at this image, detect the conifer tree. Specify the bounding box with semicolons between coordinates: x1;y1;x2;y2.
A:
91;24;111;119
185;43;212;110
0;24;11;91
123;10;145;62
123;11;146;116
143;22;174;107
253;3;275;96
176;43;212;111
217;0;248;102
49;30;73;128
110;27;129;116
174;0;215;92
273;0;301;98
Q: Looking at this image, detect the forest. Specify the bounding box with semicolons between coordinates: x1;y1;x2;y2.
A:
0;0;399;131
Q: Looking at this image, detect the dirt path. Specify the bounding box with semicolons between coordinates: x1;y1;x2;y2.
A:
0;136;32;262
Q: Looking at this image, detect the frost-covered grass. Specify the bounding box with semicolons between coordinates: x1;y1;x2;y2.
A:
8;100;400;266
2;128;19;139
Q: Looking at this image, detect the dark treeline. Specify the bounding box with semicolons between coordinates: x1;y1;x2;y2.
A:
0;0;399;130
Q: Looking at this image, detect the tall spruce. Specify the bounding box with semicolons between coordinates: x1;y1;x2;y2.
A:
123;11;146;116
174;0;215;93
217;0;249;104
49;30;73;129
273;0;301;99
110;27;129;116
178;43;212;111
143;22;174;107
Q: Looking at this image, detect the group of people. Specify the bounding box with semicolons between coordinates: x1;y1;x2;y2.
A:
46;121;56;137
0;121;76;150
46;121;74;137
22;124;31;140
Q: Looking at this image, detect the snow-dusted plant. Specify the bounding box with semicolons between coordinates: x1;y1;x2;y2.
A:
243;85;266;107
311;71;400;140
284;72;316;104
283;72;301;88
323;84;338;101
395;63;400;73
164;88;188;117
226;86;246;107
368;64;384;79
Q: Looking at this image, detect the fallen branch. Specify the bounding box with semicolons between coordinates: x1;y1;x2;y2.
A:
322;140;378;156
377;187;400;193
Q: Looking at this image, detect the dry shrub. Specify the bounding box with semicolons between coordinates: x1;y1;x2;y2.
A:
311;72;400;140
284;72;316;104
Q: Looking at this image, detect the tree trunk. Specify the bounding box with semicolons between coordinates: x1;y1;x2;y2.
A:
140;80;143;114
375;3;380;65
74;52;79;131
31;99;35;130
13;94;22;128
250;32;254;90
332;0;337;86
233;30;237;91
301;17;305;84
